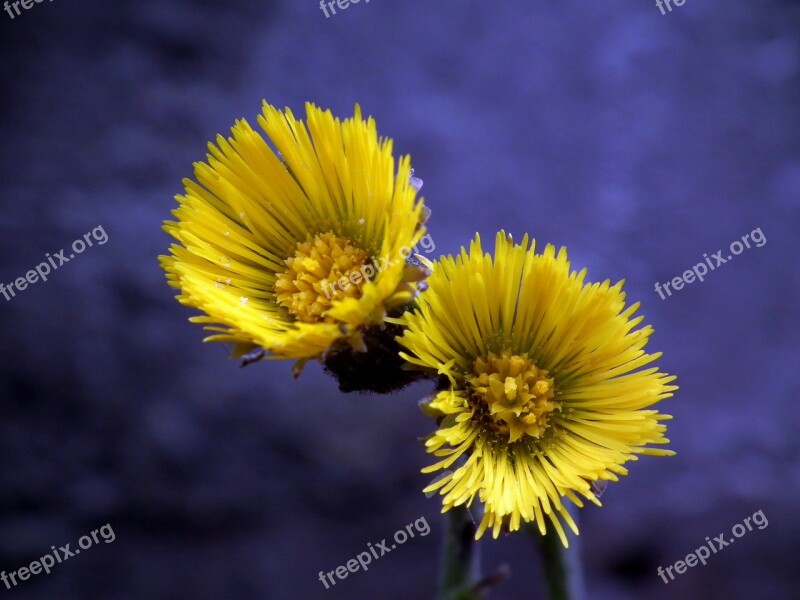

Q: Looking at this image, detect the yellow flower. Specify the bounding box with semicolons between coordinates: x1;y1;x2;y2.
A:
396;232;676;546
160;102;429;366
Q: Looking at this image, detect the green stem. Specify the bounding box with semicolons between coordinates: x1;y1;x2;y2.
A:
527;510;585;600
439;505;481;600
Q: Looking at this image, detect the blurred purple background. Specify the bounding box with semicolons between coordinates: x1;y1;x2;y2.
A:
1;0;799;598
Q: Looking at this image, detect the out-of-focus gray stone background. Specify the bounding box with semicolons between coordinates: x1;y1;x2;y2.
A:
1;0;798;598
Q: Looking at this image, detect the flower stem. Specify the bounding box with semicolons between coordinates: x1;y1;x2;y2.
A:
527;512;586;600
439;505;481;600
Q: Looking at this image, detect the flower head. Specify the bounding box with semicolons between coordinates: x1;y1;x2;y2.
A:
160;102;428;364
397;232;677;546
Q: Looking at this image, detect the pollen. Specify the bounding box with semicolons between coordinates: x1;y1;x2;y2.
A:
275;232;369;323
468;351;560;443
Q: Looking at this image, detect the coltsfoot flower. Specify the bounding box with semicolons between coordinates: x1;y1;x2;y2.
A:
160;102;429;367
397;232;677;546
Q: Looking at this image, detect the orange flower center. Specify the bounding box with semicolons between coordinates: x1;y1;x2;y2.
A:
275;232;369;323
468;351;560;442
